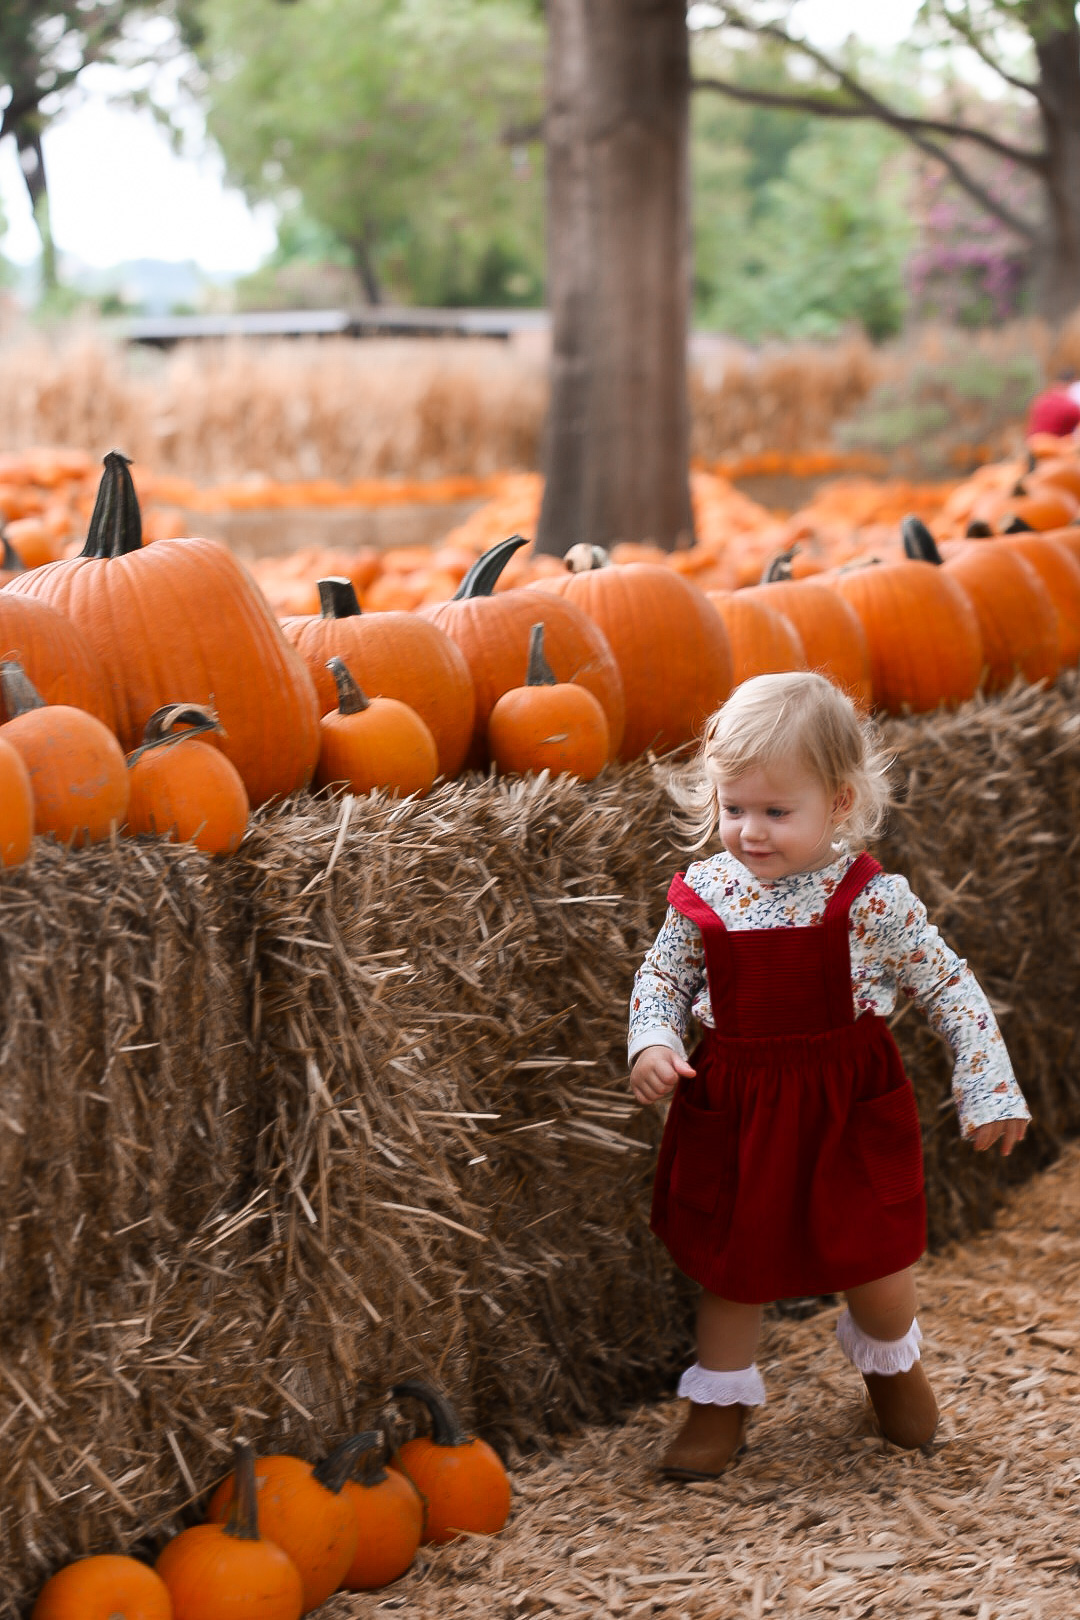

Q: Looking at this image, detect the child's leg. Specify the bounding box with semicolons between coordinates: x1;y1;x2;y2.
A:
660;1292;766;1480
838;1266;937;1448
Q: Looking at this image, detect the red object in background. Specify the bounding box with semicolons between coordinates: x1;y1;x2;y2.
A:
1027;387;1080;439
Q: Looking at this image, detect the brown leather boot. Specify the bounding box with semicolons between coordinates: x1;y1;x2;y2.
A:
659;1401;747;1480
862;1362;939;1448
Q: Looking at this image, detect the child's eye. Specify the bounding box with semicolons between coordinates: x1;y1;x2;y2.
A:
722;804;741;816
767;808;789;819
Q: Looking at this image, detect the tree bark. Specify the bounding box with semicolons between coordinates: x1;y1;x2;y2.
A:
1032;22;1080;323
12;117;57;294
536;0;694;556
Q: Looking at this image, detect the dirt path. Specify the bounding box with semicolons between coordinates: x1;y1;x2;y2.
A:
327;1143;1080;1620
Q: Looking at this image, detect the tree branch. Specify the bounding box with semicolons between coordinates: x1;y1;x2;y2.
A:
936;11;1043;104
693;74;1040;242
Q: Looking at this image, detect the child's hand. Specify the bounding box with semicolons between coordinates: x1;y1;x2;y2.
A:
970;1117;1029;1156
630;1046;696;1105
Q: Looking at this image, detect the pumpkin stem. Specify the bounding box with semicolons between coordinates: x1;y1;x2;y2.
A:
451;535;531;600
391;1380;473;1448
563;543;611;573
318;577;363;619
81;450;143;559
525;623;558;688
311;1430;384;1493
900;516;944;565
1001;514;1036;533
0;529;26;574
965;519;994;539
761;544;799;584
327;655;370;714
0;659;46;717
224;1439;261;1543
126;704;224;766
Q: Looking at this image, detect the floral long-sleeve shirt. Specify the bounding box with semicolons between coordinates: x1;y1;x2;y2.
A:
628;849;1030;1137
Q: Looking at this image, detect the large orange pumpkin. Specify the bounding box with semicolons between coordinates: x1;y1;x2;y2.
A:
423;536;625;768
941;539;1060;692
0;661;129;847
31;1554;173;1620
705;589;807;685
0;591;116;730
6;452;319;807
990;532;1080;669
281;577;475;779
738;570;873;712
531;547;732;761
205;1436;366;1614
390;1381;511;1545
826;541;983;715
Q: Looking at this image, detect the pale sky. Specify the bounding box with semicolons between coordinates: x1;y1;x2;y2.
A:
0;0;929;276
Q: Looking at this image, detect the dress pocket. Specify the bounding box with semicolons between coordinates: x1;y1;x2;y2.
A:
669;1089;736;1217
852;1081;925;1206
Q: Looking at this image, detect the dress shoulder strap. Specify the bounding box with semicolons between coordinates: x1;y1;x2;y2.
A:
822;852;883;922
667;872;727;933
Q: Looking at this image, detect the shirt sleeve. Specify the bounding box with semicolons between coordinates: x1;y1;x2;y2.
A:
628;900;706;1065
856;874;1031;1136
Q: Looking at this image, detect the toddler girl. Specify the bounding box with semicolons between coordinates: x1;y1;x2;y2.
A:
629;672;1030;1479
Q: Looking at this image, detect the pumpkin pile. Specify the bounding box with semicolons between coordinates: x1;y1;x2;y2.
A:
31;1384;510;1618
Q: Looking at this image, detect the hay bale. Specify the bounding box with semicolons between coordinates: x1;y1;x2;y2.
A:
0;678;1077;1613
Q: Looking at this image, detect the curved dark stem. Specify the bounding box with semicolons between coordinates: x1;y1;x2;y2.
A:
452;535;532;600
526;623;558;687
319;577;363;619
1001;515;1036;533
224;1439;261;1542
392;1380;472;1448
327;656;370;715
312;1431;383;1493
0;660;46;716
901;515;944;565
1;531;27;574
126;704;223;765
965;519;995;538
81;451;143;559
761;543;799;583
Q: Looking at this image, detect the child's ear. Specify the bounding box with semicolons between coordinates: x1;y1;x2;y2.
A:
833;783;856;821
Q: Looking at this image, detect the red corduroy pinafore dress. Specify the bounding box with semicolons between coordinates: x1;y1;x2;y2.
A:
650;852;926;1304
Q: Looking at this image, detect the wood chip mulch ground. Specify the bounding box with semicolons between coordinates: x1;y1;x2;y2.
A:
326;1139;1080;1620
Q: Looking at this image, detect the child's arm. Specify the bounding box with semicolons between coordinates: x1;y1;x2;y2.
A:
857;876;1031;1150
628;900;705;1104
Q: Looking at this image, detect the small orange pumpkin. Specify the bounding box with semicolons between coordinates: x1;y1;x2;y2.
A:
0;735;34;868
205;1435;367;1614
0;661;129;847
156;1439;303;1620
125;705;250;856
339;1430;424;1592
487;623;610;780
390;1380;511;1545
31;1554;173;1620
315;657;439;798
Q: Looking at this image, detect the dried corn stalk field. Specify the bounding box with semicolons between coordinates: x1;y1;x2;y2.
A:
325;1141;1080;1620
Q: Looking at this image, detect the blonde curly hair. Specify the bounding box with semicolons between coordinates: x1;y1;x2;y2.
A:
666;672;892;852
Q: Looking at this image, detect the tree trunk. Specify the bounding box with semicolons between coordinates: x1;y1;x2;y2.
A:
536;0;693;556
13;118;57;294
1032;24;1080;323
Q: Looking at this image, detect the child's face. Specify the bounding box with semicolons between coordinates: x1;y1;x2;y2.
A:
717;755;853;881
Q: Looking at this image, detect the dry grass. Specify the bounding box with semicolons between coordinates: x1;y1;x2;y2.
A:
324;1138;1080;1620
0;317;1062;487
0;678;1078;1614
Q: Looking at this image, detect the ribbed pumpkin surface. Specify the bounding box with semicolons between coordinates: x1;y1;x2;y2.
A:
989;534;1080;670
943;543;1060;693
0;592;116;731
737;579;873;712
706;590;807;686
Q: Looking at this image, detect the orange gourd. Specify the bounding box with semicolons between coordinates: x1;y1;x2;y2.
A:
531;546;731;762
0;661;129;847
738;566;874;713
0;591;115;730
31;1554;174;1620
315;658;439;797
705;590;807;684
205;1435;367;1614
281;576;475;778
339;1431;424;1592
156;1439;303;1620
826;528;983;714
487;623;610;781
423;535;626;768
6;451;320;808
941;538;1060;693
0;735;33;868
125;705;250;855
390;1380;511;1545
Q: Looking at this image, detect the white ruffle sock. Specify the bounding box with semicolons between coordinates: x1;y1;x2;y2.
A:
677;1362;767;1406
836;1309;922;1375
